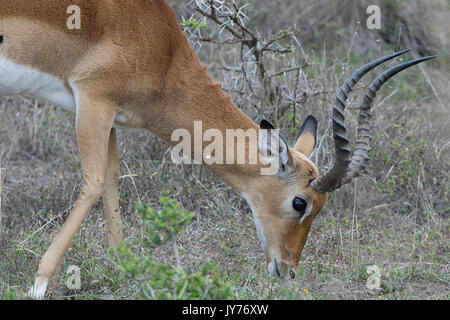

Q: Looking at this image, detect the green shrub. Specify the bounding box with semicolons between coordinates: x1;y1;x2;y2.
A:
112;195;233;300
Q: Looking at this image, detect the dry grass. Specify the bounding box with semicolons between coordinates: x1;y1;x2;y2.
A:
0;0;448;300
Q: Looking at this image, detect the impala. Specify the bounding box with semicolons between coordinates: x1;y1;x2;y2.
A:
0;0;434;299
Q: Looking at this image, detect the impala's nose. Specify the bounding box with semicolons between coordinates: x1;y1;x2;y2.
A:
268;258;296;279
289;269;296;279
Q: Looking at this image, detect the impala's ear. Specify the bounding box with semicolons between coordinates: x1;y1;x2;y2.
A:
260;119;275;130
258;120;291;175
294;115;317;157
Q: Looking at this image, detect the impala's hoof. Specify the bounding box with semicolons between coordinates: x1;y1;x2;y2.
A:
27;276;48;300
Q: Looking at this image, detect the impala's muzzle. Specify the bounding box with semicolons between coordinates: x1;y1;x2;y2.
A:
268;257;296;280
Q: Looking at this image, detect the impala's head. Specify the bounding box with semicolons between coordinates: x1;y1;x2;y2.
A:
243;115;327;279
244;50;436;279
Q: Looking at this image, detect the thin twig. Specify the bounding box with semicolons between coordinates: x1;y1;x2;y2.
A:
351;178;358;266
418;63;447;112
122;161;141;203
269;67;300;78
18;212;64;247
0;167;3;236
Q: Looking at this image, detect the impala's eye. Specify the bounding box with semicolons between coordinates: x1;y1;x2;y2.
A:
292;197;307;215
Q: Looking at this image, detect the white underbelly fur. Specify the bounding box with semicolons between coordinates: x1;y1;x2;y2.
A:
0;55;76;112
0;55;126;127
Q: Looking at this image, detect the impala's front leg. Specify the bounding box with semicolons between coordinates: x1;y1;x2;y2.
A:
28;87;117;299
103;128;123;251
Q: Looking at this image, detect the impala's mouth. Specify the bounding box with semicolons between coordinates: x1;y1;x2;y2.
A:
268;257;297;279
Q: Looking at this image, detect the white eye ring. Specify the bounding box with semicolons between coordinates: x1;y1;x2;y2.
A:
299;205;313;224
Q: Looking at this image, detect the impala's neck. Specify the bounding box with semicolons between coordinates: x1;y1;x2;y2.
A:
147;43;262;193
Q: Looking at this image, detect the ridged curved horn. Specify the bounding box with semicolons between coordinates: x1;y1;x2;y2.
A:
311;52;436;193
341;55;437;185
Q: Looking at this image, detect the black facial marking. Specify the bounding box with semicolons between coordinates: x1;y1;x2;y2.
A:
0;35;3;44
